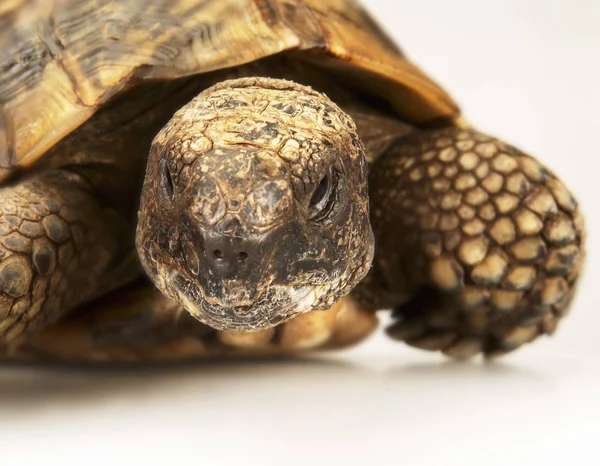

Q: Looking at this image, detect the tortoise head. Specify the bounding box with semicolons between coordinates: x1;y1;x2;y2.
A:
136;78;373;331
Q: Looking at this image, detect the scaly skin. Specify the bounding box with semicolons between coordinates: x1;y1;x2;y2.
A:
0;169;130;345
353;128;585;358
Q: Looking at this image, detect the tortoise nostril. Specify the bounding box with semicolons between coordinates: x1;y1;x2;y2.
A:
204;235;255;277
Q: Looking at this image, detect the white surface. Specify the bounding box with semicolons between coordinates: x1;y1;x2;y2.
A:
2;1;600;465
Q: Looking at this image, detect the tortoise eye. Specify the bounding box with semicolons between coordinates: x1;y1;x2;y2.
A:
160;158;175;201
310;174;330;209
308;170;337;220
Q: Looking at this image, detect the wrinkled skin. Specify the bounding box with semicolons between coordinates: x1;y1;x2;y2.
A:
136;78;374;331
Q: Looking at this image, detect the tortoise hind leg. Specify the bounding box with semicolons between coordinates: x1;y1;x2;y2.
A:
352;127;585;358
10;283;378;362
0;169;134;345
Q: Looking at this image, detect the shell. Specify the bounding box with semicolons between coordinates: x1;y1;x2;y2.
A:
0;0;459;181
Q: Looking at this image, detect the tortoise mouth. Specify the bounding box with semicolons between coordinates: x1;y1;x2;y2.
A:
198;278;268;308
176;283;321;332
168;268;335;331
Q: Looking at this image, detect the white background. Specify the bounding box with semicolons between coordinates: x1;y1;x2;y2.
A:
2;1;599;465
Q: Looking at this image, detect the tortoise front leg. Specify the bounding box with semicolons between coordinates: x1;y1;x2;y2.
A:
0;169;134;344
353;127;585;358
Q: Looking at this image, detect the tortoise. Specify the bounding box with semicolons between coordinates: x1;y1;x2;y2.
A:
0;0;585;362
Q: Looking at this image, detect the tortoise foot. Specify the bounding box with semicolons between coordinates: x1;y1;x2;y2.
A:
353;127;585;358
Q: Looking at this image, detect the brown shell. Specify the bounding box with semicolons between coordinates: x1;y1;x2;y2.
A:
0;0;460;180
